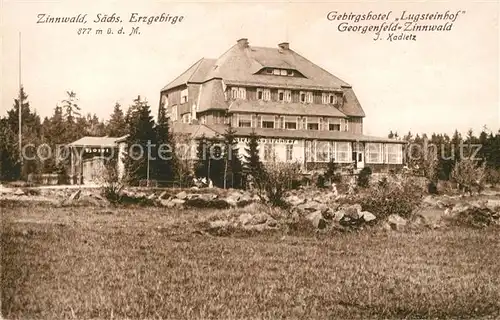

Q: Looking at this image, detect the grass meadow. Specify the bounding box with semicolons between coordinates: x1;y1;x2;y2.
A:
2;201;500;319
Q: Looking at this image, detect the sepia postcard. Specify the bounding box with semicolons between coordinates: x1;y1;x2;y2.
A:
1;0;499;319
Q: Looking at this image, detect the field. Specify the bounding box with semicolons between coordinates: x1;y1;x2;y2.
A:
2;202;500;319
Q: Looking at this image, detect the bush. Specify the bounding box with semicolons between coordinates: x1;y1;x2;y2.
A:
255;161;302;207
485;168;500;185
357;178;423;220
99;158;124;205
357;167;372;188
451;158;487;194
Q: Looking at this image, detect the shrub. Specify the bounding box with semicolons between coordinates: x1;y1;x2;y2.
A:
357;167;372;188
325;159;342;183
451;158;487;194
485;168;500;185
99;158;124;205
255;161;302;207
357;178;423;220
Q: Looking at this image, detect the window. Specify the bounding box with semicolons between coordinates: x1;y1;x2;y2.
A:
257;88;271;101
300;91;312;103
322;93;328;104
263;89;271;101
284;90;292;102
385;144;403;164
286;144;293;161
266;68;273;74
366;143;384;164
238;114;252;127
200;116;206;124
307;117;319;130
285;121;297;130
343;118;349;131
287;70;294;76
256;115;262;128
307;123;319;130
161;94;169;107
336;142;351;163
231;87;246;99
280;69;287;76
182;113;191;124
262;121;274;129
329;124;341;131
273;69;280;75
257;89;263;100
329;94;337;104
305;141;315;162
278;90;284;102
316;141;329;162
180;89;188;104
171;105;178;121
264;144;274;161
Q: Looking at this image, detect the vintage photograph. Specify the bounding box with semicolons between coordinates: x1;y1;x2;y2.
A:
1;0;499;319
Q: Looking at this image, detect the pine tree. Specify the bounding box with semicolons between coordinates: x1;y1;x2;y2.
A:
60;91;82;142
3;87;43;179
107;103;127;137
153;103;176;185
194;135;210;179
243;130;264;186
222;126;243;189
123;96;157;185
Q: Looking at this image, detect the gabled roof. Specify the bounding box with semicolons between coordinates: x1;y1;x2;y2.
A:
203;44;350;91
68;136;123;147
228;100;347;118
161;58;216;91
170;122;221;139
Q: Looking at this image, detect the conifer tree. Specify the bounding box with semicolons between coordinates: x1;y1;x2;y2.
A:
107;102;127;137
123;96;157;185
243;130;264;187
153;103;176;185
222;126;243;189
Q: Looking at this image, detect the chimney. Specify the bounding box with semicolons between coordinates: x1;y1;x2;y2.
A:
237;38;249;48
278;42;289;50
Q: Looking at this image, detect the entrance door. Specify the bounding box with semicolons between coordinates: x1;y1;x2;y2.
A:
353;142;365;169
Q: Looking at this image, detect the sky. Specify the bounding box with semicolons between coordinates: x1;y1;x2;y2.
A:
1;0;499;137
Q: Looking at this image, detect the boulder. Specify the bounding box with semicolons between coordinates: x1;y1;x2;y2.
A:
387;214;407;230
175;191;188;200
486;199;500;212
69;189;82;201
342;204;362;219
285;195;304;206
361;211;376;222
306;211;327;229
13;188;25;196
158;191;168;200
451;203;471;216
422;195;438;207
238;213;253;225
333;210;345;222
251;212;270;225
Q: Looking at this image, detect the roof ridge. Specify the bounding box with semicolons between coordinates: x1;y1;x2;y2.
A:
288;48;351;87
162;58;205;91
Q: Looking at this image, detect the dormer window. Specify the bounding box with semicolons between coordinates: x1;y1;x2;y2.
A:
257;88;271;101
300;91;313;103
231;87;246;99
278;91;284;101
262;68;301;77
322;93;337;105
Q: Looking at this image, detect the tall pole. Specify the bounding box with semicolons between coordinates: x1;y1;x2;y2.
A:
18;32;23;176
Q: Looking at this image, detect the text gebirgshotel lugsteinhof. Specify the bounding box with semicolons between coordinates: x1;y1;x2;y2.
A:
327;10;466;41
